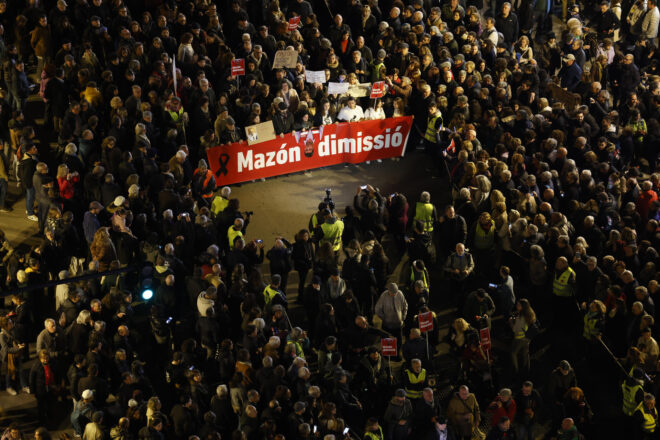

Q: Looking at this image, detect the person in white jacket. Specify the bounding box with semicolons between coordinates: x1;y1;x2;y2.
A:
375;282;408;345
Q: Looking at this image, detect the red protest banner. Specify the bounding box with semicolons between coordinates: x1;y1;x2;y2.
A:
381;338;397;357
207;116;413;185
418;311;434;333
370;81;385;99
288;16;301;31
479;327;491;353
231;59;245;76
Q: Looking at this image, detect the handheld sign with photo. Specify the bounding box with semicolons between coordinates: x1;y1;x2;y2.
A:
370;81;385;99
381;338;397;357
288;16;301;31
418;311;434;333
231;59;245;76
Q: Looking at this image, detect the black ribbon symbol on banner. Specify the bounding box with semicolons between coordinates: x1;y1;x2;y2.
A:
215;153;230;177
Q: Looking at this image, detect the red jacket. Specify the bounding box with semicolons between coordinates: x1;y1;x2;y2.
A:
488;396;517;426
57;174;80;200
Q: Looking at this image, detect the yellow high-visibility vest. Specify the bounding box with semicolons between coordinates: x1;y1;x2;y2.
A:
553;267;576;297
634;402;658;433
404;368;426;399
414;202;435;233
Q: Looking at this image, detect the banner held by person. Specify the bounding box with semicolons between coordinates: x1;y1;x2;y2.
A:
207;116;413;185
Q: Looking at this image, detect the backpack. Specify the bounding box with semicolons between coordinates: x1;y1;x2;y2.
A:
525;319;542;340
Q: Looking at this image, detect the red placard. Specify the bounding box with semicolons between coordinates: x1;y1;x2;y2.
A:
207;116;413;185
381;338;397;357
288;16;301;31
370;81;385;99
231;59;245;76
479;327;491;353
418;311;434;333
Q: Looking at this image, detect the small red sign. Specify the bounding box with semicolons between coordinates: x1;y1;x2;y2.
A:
479;327;491;352
381;338;397;357
418;311;434;333
231;59;245;76
370;81;385;99
288;16;301;31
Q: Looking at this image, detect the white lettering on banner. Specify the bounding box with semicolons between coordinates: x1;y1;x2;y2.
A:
237;144;302;172
315;124;406;157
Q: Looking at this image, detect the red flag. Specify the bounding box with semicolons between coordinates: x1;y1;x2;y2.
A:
446;138;456;153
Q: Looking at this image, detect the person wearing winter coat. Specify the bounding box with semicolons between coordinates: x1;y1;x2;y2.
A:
266;238;293;294
447;385;481;440
383;389;413;440
375;283;408;345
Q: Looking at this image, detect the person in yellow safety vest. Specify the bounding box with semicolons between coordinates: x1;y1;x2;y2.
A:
263;274;287;309
423;102;443;155
363;417;384;440
165;96;187;132
403;358;427;400
410;259;430;290
508;298;536;376
308;202;328;232
622;369;645;417
553;257;576;297
285;327;309;360
634;393;658;438
413;191;437;234
316;208;344;253
192;159;217;206
471;212;496;252
210;186;232;218
582;300;605;341
227;218;244;251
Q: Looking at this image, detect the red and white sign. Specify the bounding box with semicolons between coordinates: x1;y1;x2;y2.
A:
288;16;301;31
231;59;245;76
479;327;491;353
370;81;386;99
381;338;397;357
207;116;413;185
418;311;434;333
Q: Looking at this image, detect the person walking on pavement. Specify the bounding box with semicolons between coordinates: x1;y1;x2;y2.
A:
17;144;38;222
375;283;408;348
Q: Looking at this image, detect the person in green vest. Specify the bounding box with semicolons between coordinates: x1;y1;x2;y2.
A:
308;202;328;232
227;218;245;251
315;208;345;255
634;393;658;439
263;274;287;311
553;257;576;298
622;368;645;419
210;186;231;218
286;327;309;360
364;417;384;440
423;101;443;156
413;191;437;234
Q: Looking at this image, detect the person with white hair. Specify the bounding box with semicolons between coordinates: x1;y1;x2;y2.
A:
211;186;232;217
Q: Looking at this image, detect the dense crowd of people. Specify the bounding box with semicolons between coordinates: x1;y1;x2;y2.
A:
0;0;660;439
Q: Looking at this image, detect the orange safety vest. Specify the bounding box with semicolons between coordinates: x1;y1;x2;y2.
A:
194;169;215;199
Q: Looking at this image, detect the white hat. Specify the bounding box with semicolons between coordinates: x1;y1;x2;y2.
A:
82;389;94;400
113;196;125;206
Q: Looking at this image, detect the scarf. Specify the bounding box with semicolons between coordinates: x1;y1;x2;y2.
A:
44;363;55;388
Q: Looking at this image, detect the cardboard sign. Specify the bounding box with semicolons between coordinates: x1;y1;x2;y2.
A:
288;16;301;31
207;116;413;185
231;58;245;76
245;120;276;146
479;327;491;352
418;311;434;333
272;50;298;69
328;82;349;95
381;338;397;357
370;81;386;99
305;70;326;84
